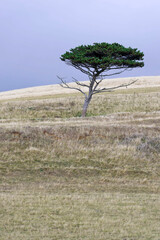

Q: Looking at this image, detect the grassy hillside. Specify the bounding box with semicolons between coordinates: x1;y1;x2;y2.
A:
0;78;160;240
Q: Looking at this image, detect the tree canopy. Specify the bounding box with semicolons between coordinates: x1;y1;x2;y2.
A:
60;42;144;78
59;42;144;117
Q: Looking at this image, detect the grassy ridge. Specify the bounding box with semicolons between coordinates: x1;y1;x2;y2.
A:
0;87;160;121
0;86;160;239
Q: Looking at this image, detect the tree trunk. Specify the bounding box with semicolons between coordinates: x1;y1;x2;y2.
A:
81;96;91;117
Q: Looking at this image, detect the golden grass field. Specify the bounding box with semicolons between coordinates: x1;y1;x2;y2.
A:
0;76;160;240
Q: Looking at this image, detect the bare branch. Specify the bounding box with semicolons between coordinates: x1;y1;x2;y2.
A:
100;68;129;77
92;79;138;95
72;77;90;88
93;79;103;92
57;76;87;96
71;63;93;76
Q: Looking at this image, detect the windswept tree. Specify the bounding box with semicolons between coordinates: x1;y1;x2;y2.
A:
59;42;144;117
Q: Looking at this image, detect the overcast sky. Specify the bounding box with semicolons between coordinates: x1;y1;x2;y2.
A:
0;0;160;92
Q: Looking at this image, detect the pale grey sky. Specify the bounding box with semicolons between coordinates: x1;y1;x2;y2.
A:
0;0;160;91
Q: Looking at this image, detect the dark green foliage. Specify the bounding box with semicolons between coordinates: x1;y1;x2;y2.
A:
60;42;144;76
60;42;144;117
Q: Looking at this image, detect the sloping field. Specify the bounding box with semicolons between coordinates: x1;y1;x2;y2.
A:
0;76;160;240
0;76;160;100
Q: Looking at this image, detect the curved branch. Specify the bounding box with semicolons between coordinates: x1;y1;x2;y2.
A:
72;77;90;88
93;79;103;92
92;79;138;95
100;68;130;77
70;62;93;76
57;76;87;96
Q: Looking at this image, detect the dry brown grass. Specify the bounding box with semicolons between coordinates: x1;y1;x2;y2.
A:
1;190;159;240
0;79;160;239
0;76;160;101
